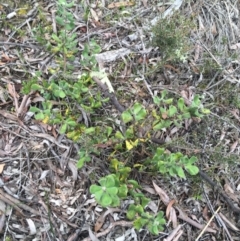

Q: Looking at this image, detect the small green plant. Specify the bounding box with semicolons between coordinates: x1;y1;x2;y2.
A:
90;164;166;235
25;0;109;140
52;0;78;71
151;12;194;62
127;206;166;235
81;39;101;70
88;90;209;234
147;148;199;178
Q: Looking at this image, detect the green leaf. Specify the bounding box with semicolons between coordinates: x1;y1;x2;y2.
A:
127;180;139;188
153;96;161;105
121;110;133;123
155;211;166;224
29;106;40;113
51;33;61;42
163;98;173;104
201;108;211;114
153;121;165;130
54;89;66;98
156;148;165;156
168;167;176;176
149;225;159;235
118;184;128;198
132;103;147;121
161;90;167;99
125;126;134;139
168;105;177;117
182;112;191;118
35;112;45;120
141;196;150;207
60;123;68;134
133;218;143;230
153;120;172;130
191;95;201;107
173;119;182;127
175;166;186;178
90;185;102;194
188;156;198;164
127;209;136;220
77;157;85;168
94;190;103;202
177;98;185;111
107;127;113;137
85;127;95;134
99;175;115;188
100;193;112;207
31;83;43;91
107;187;118;195
110;196;120;206
185;165;199;175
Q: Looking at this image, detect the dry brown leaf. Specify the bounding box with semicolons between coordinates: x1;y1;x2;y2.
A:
94;208;121;232
90;8;99;21
152;181;170;205
162;112;168;119
163;225;182;241
102;32;116;39
0;164;5;174
166;199;176;219
202;206;209;221
229;43;240;50
94;214;105;232
219;213;240;231
108;1;135;9
141;0;148;7
194;43;202;62
229;109;240;121
224;183;238;203
169;207;178;228
7;83;19;99
229;140;238;153
211;22;217;36
180;90;191;106
142;185;156;195
55;189;61;194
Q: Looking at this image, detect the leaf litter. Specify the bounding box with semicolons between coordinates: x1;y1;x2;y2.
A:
0;0;240;240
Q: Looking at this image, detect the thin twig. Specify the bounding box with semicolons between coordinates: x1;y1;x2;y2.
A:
196;206;221;241
82;221;133;241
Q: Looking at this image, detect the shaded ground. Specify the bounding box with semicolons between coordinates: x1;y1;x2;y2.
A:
1;0;240;240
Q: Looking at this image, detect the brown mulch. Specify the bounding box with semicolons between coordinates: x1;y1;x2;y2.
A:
1;0;240;240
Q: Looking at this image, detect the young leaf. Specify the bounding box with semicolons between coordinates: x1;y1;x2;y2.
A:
121;110;133;123
175;166;186;178
132;103;147;121
185;164;199;175
100;193;112;207
60;123;68;134
168;105;177;117
90;185;102;194
107;187;118;195
35;112;45;120
177;98;185;111
31;83;43;91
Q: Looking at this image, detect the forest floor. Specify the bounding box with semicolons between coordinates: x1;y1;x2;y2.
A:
1;0;240;240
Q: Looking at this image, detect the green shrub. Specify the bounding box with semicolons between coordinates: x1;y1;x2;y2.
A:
151;12;194;62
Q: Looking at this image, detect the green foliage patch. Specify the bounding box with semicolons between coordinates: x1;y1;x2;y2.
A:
22;0;210;235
